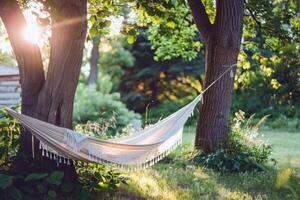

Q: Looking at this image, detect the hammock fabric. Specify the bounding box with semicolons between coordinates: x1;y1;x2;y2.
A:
6;64;235;171
6;94;202;171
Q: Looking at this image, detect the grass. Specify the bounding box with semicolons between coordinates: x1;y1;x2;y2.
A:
116;127;300;200
261;129;300;168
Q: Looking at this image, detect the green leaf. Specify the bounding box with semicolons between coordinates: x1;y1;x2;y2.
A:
166;21;176;29
89;26;98;37
36;185;47;193
25;173;48;182
0;174;13;189
127;35;135;44
98;181;110;190
46;171;64;186
9;187;23;200
61;181;74;193
89;15;97;23
48;190;57;198
104;20;111;27
128;28;137;36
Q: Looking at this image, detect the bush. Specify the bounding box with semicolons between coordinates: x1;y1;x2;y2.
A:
0;170;96;200
76;162;127;198
0;108;21;172
268;117;300;131
73;82;141;135
193;111;275;172
269;117;288;129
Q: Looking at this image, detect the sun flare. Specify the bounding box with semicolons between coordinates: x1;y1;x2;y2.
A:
23;24;40;44
23;10;44;45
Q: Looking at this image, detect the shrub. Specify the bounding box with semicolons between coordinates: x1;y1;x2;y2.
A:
269;117;288;129
73;82;141;135
76;162;127;198
268;117;300;132
193;110;275;172
0;170;77;200
0;108;21;172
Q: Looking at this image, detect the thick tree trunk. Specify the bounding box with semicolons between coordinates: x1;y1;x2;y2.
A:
88;36;100;86
188;0;244;152
0;0;87;181
0;0;45;169
36;0;87;128
195;38;239;151
35;0;87;180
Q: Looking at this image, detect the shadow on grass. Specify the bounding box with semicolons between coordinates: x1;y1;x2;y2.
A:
115;141;300;200
117;163;300;200
116;129;300;199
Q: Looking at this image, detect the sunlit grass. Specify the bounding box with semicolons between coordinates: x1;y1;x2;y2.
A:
261;129;300;168
117;127;300;199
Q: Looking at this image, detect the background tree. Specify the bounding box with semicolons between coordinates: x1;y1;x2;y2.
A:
188;0;244;152
88;35;101;86
135;0;244;152
233;0;300;120
0;0;131;181
116;32;204;113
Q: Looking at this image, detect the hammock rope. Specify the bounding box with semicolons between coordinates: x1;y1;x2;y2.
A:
5;64;236;171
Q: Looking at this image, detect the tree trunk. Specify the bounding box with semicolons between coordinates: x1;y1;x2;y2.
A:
0;0;87;181
188;0;244;152
0;0;45;170
35;0;87;180
195;38;239;151
88;36;100;86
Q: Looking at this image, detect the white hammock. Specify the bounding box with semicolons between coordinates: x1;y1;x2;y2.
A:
6;64;235;171
6;94;202;171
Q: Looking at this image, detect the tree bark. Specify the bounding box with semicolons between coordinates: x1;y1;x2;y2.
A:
0;0;45;160
36;0;87;129
88;36;100;86
35;0;87;180
0;0;87;181
188;0;244;152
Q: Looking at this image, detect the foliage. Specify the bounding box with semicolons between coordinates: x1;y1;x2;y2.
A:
146;99;198;126
75;117;116;139
193;111;275;172
99;37;135;85
116;32;204;113
0;108;21;172
0;24;16;66
0;170;79;200
233;0;300;120
0;51;16;67
146;7;201;61
73;82;141;135
0;168;113;200
76;162;127;198
133;0;201;61
267;117;300;131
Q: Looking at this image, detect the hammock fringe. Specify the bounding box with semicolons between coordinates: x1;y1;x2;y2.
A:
5;92;202;171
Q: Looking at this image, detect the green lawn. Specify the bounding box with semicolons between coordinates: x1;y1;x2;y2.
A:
261;129;300;168
116;127;300;200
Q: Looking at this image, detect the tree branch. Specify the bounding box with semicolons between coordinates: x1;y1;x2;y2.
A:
187;0;213;42
0;0;45;115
